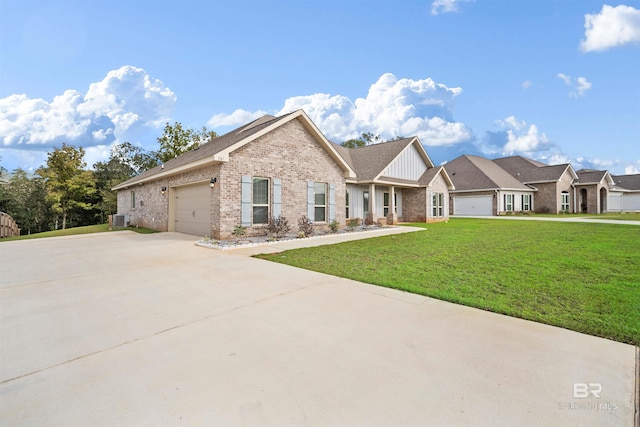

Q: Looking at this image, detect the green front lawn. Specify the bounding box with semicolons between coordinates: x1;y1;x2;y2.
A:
258;219;640;345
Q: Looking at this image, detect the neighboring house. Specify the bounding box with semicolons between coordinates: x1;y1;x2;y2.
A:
493;156;578;214
444;155;536;216
574;169;615;214
113;110;453;239
334;138;454;224
609;174;640;212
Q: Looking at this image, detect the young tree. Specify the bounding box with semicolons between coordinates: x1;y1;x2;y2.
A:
156;122;217;163
37;144;96;230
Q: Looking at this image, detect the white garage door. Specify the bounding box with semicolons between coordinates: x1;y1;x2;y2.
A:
607;193;623;212
174;183;211;236
623;194;640;212
454;195;493;216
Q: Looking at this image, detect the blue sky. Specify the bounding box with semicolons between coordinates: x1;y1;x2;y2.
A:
1;0;639;174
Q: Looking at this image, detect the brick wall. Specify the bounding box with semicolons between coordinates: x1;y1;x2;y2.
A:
402;188;427;222
533;182;556;214
217;118;347;239
116;164;221;232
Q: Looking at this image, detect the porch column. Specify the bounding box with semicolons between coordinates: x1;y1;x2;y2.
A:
367;183;376;225
387;186;398;225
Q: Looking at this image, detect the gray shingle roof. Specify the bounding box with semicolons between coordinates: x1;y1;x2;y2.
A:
611;174;640;191
113;113;289;189
493;156;573;183
341;138;415;181
576;169;608;184
444;155;533;191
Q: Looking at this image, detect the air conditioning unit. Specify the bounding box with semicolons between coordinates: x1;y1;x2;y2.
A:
112;214;130;228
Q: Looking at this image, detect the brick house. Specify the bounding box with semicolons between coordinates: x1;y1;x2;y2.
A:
113;110;453;238
574;169;615;214
444;155;536;216
493;156;578;214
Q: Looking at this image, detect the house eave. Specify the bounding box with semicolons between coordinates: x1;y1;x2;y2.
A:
112;156;224;190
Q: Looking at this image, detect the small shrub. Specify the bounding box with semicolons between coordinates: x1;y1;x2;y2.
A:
297;231;306;239
232;224;247;239
267;215;291;239
347;218;360;231
298;215;314;236
329;219;340;233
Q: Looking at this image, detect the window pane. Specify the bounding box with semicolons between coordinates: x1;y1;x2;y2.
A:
315;206;326;222
384;192;389;206
253;178;269;204
314;183;326;205
253;206;268;224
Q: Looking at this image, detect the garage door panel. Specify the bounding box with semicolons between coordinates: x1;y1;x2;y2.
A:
174;183;211;236
454;196;493;216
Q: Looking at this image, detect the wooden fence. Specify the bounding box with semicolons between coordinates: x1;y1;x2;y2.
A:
0;211;20;238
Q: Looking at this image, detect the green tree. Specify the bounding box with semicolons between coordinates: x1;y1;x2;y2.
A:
37;144;96;230
110;141;158;175
0;169;52;234
341;132;383;148
156;122;217;163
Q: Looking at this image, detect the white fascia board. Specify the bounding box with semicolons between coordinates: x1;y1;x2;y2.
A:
112;156;224;190
430;167;455;190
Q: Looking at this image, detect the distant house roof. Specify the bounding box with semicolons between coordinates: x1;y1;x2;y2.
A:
113;110;355;190
611;174;640;191
444;155;534;192
334;137;432;181
575;169;614;186
493;155;577;183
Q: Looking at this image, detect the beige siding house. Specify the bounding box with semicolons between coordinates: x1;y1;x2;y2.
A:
113;110;453;238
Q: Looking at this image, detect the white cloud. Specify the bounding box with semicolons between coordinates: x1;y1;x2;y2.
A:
208;108;269;127
521;80;533;90
624;162;640;174
0;66;176;151
431;0;474;15
208;73;472;146
581;4;640;52
557;73;592;98
484;116;552;156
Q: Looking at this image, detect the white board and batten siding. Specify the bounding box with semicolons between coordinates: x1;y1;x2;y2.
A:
381;144;427;180
174;182;212;236
453;196;493;216
346;184;403;219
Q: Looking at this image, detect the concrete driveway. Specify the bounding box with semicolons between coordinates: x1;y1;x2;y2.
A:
0;231;637;426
